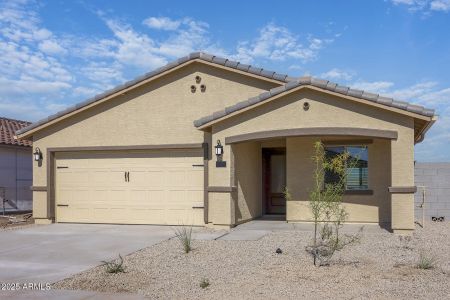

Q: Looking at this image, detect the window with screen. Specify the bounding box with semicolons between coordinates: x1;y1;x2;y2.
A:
324;146;368;190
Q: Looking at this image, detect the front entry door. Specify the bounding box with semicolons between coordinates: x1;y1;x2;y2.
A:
262;148;286;215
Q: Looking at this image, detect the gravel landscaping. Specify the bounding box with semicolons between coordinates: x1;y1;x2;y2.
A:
54;222;450;299
0;213;35;231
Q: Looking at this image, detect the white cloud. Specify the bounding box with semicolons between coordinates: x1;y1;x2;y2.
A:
430;0;450;11
320;68;354;81
79;16;222;69
0;100;50;120
0;0;72;83
418;87;450;106
80;62;125;89
351;81;395;93
390;0;450;12
157;18;213;57
349;80;441;105
0;78;71;95
0;2;337;122
38;40;67;55
72;86;100;98
105;19;168;69
388;81;438;100
392;0;417;5
143;17;181;30
233;23;334;64
0;0;75;120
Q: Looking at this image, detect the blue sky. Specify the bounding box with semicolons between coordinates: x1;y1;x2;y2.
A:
1;0;449;161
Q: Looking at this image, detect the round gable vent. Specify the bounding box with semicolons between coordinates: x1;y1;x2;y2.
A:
303;102;310;111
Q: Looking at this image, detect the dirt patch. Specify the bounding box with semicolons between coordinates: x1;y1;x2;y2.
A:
54;222;450;299
0;213;34;231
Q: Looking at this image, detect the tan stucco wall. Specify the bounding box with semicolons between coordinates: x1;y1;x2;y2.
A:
31;62;279;220
391;127;415;233
210;88;415;228
30;59;417;231
286;137;391;223
208;192;234;226
210;88;413;188
232;141;262;224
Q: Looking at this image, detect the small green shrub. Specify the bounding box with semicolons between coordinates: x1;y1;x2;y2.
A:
101;254;125;273
174;226;193;253
200;278;210;289
416;253;436;270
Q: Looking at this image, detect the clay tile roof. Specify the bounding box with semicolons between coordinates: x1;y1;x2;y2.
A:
0;117;32;147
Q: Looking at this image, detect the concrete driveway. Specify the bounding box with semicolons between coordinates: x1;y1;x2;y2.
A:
0;224;175;284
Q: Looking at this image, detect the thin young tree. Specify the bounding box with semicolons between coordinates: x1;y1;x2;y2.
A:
307;141;363;266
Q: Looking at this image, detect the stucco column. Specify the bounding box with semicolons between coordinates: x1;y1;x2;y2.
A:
206;133;235;228
390;131;415;234
32;141;53;224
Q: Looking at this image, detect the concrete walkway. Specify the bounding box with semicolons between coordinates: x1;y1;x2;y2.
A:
217;219;387;241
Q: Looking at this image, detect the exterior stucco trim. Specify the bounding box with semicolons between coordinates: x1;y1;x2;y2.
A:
207;186;237;193
0;144;32;150
322;139;374;145
225;128;398;144
388;186;417;194
46;144;204;152
30;186;47;191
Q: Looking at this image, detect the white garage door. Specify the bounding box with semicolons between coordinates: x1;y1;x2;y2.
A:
55;149;204;225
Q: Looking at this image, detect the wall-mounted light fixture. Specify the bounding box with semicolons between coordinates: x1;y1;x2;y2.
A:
33;147;42;162
215;140;226;167
190;85;196;93
215;140;223;156
195;75;202;83
200;84;206;92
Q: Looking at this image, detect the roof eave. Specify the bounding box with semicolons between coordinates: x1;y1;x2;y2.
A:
415;115;438;144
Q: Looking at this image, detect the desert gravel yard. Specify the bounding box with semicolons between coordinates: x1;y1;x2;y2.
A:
54;222;450;300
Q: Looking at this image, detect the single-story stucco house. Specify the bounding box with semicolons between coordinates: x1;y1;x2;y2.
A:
0;117;33;212
16;52;437;234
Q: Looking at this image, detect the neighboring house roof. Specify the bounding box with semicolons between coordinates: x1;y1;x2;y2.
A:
193;76;436;129
0;117;32;147
16;52;295;138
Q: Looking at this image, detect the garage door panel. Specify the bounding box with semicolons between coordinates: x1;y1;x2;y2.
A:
55;150;204;225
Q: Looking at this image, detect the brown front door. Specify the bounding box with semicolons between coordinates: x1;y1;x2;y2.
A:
262;148;286;215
